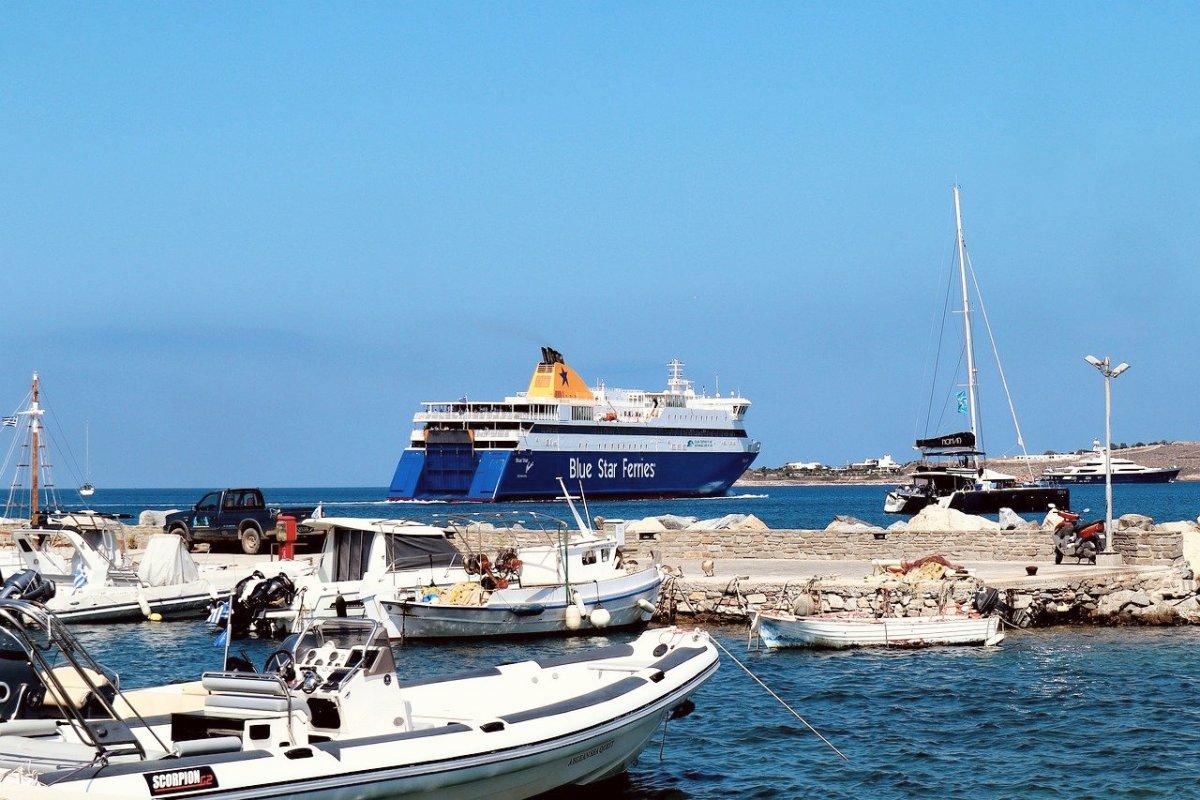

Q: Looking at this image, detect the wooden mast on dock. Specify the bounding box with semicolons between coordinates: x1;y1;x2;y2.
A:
28;372;41;525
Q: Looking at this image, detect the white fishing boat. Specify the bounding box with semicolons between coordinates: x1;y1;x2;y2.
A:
370;480;663;640
236;517;469;633
0;601;717;799
753;609;1004;649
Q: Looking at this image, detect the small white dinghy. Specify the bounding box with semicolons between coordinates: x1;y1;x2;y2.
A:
0;601;718;800
753;610;1004;649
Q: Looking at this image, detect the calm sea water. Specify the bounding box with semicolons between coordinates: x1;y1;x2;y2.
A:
55;482;1200;529
43;483;1200;797
69;621;1200;799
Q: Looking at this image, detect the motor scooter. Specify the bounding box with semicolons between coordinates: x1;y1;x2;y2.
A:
1052;509;1105;564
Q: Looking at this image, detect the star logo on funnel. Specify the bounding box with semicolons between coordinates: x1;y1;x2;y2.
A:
560;369;569;385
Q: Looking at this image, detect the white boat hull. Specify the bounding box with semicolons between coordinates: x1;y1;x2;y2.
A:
756;612;1003;649
376;568;662;640
24;627;717;800
45;583;220;624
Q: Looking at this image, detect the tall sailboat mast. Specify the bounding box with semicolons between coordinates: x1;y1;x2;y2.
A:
952;186;981;453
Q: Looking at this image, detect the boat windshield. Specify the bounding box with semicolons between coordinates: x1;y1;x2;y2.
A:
289;618;396;678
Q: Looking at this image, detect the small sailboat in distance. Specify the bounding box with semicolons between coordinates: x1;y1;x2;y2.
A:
78;419;95;497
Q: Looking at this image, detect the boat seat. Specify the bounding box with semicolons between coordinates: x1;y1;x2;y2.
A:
201;672;307;717
42;666;111;711
0;736;98;772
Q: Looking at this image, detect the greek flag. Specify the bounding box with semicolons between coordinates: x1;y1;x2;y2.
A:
207;600;230;627
1;417;16;427
956;390;968;414
210;600;231;648
73;566;87;591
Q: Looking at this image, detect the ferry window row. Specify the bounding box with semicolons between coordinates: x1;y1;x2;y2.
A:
529;424;747;438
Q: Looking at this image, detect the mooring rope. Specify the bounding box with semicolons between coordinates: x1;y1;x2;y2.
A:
710;636;849;762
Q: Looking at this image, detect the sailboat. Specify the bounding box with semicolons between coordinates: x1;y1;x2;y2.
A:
884;187;1069;516
79;420;95;497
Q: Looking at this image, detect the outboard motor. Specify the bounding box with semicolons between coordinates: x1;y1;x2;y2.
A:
227;572;296;637
226;570;266;636
245;574;296;615
0;570;57;604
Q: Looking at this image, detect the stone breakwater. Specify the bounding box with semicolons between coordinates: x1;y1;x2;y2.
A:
458;518;1199;628
659;565;1200;628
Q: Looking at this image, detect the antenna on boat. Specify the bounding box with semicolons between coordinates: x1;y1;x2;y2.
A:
556;476;589;535
953;186;981;456
577;479;593;532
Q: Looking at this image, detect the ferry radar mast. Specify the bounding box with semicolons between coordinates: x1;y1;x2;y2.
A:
667;359;689;394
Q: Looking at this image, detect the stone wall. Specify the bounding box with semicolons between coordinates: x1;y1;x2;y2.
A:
457;524;1186;568
664;566;1200;627
622;527;1057;563
1112;527;1185;566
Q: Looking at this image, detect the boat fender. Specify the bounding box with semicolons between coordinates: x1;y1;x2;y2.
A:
334;594;347;618
137;593;152;618
572;591;587;616
589;607;611;628
636;598;656;614
564;605;582;630
669;699;696;721
149;612;163;622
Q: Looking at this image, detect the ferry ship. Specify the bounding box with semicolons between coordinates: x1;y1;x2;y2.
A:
387;348;760;501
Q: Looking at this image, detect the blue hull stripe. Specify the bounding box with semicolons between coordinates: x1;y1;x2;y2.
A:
389;449;757;501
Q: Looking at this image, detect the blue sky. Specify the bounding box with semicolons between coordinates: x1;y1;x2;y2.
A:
1;4;1196;486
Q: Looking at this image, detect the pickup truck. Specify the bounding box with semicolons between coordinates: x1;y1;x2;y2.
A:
163;489;317;555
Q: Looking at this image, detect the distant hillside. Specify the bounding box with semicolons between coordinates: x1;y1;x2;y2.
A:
988;441;1200;481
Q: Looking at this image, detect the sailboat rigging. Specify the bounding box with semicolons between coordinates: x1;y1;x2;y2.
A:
79;420;95;497
884;187;1068;516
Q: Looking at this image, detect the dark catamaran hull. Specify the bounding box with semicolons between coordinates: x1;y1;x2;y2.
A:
887;486;1070;516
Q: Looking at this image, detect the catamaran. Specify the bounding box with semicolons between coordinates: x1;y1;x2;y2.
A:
884;187;1068;516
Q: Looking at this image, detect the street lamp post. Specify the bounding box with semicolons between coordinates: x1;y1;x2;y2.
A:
1084;355;1130;561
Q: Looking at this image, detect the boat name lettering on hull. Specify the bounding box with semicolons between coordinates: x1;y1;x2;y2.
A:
145;766;218;796
568;739;615;766
569;458;656;480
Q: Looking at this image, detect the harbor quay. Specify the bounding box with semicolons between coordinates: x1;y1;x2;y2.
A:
9;509;1199;631
453;513;1200;629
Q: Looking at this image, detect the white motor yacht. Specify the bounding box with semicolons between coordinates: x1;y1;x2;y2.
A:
1040;441;1181;484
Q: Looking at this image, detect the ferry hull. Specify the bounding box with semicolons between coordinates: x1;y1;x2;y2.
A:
389;449;757;501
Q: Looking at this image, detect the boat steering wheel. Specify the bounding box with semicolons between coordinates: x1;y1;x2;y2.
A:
264;648;297;682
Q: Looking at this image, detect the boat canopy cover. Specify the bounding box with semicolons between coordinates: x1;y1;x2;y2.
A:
138;533;200;587
329;524;460;582
914;431;980;455
383;533;460;571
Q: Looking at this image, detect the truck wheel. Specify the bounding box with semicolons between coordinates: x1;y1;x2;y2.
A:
169;524;194;551
240;524;264;556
